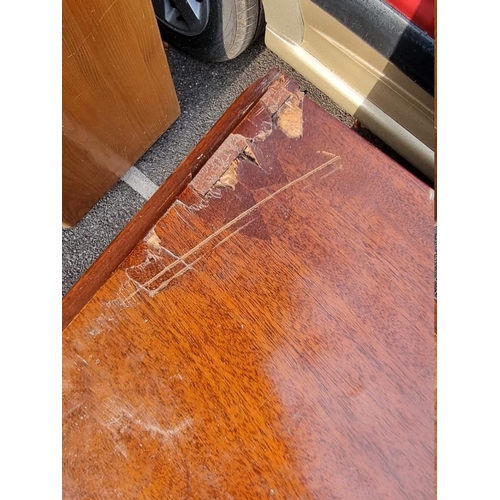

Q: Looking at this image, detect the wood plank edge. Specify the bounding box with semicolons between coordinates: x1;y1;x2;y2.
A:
62;102;181;228
62;68;284;331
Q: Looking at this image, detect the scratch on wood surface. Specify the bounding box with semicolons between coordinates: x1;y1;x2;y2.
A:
114;441;128;459
150;256;203;296
66;0;120;59
173;202;198;231
64;399;84;417
137;417;193;441
86;281;143;336
143;228;190;268
126;219;253;300
97;398;193;449
124;152;341;299
213;220;254;250
429;189;434;201
253;105;266;118
75;353;88;365
320;162;342;179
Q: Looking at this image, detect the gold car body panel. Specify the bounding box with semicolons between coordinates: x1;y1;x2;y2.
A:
262;0;435;179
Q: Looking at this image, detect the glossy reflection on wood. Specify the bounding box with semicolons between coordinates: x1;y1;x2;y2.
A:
62;0;180;226
63;73;436;499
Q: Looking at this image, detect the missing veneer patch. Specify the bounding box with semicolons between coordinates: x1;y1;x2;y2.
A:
274;94;303;139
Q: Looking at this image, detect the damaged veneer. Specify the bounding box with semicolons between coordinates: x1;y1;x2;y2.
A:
113;77;312;300
120;81;338;299
191;80;305;197
120;151;340;301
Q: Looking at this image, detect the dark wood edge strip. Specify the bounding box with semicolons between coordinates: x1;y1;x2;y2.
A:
62;68;283;330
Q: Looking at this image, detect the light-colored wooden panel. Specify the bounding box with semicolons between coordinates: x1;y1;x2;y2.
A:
62;0;180;226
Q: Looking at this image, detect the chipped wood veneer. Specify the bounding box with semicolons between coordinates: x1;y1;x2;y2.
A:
63;72;436;499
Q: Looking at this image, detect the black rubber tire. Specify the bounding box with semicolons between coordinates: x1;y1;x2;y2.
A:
156;0;265;62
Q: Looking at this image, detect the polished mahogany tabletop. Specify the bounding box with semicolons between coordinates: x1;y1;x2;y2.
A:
63;72;435;499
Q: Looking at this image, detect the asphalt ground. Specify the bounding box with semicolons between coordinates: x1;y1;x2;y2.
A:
62;34;422;296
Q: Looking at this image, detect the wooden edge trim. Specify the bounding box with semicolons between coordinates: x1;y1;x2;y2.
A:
62;68;283;331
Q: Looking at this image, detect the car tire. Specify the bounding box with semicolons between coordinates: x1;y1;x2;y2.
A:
153;0;265;62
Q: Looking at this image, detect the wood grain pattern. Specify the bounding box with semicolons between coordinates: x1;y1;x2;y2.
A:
62;69;282;330
62;0;180;226
63;73;435;499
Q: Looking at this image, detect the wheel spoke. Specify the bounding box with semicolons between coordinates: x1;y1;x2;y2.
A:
151;0;166;19
154;0;209;36
169;0;204;32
